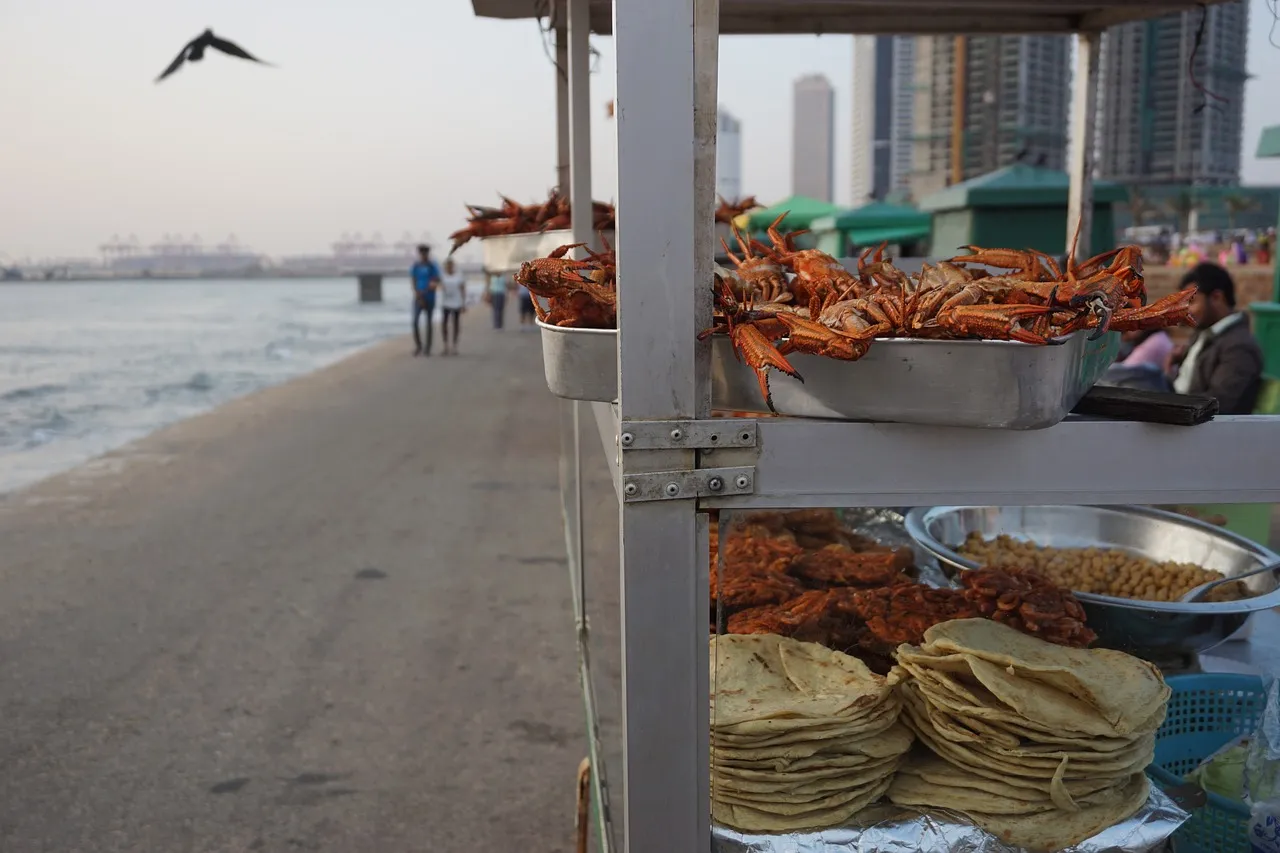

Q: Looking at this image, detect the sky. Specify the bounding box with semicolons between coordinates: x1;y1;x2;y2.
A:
2;0;1279;263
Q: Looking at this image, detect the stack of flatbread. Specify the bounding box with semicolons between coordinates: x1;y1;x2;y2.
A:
709;633;913;832
888;619;1170;852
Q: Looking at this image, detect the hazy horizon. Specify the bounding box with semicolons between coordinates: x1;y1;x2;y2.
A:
3;0;1279;263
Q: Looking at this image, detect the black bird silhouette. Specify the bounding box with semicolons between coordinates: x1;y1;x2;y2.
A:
155;29;270;83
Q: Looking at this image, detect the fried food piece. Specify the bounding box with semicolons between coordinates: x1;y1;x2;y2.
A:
787;545;912;589
957;567;1096;647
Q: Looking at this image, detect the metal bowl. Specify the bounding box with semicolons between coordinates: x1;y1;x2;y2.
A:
903;505;1280;658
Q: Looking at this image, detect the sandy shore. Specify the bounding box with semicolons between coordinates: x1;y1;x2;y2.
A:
0;316;584;852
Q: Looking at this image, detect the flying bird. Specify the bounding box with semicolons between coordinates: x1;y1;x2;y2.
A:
155;29;271;83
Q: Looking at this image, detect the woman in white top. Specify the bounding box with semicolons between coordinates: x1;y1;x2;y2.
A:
436;259;467;355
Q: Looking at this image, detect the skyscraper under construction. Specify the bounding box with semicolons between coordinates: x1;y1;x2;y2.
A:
1095;3;1249;186
909;35;1071;200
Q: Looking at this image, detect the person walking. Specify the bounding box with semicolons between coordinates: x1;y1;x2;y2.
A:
437;258;467;355
410;244;440;356
518;283;537;330
486;272;511;330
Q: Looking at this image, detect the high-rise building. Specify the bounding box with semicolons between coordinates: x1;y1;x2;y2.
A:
716;108;743;201
791;74;836;202
850;36;916;205
1096;4;1249;186
909;35;1070;199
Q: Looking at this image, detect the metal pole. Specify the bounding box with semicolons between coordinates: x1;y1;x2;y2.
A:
568;0;594;251
950;35;966;185
1067;31;1100;258
614;0;716;849
555;4;570;195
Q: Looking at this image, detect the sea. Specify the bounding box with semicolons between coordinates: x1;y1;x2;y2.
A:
0;278;470;495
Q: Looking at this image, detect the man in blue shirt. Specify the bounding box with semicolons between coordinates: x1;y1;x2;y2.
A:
410;244;441;356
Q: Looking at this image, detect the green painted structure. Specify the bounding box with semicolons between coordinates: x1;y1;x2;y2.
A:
810;202;931;257
918;164;1125;257
742;195;842;234
1114;184;1280;234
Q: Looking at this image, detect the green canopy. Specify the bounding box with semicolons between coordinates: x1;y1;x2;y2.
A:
743;195;841;232
810;201;930;248
918;164;1126;212
1259;125;1280;159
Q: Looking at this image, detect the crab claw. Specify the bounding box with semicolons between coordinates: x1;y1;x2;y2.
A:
730;323;801;414
1084;295;1114;340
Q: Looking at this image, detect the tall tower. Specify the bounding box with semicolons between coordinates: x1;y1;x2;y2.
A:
716;108;743;201
909;35;1070;199
852;36;917;205
1096;4;1249;186
791;74;836;202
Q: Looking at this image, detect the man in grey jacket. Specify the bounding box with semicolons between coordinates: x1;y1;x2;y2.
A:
1167;262;1264;414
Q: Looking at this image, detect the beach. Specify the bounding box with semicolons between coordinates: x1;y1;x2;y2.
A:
0;316;584;851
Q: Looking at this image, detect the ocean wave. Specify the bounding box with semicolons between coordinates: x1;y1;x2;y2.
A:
144;372;216;401
0;383;67;402
2;408;74;449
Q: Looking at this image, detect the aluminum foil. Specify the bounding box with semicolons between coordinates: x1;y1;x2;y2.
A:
712;786;1188;853
839;507;952;589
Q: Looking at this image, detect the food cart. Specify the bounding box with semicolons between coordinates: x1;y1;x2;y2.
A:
466;2;1280;851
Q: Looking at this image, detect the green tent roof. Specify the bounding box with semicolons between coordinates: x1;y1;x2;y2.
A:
810;201;931;248
918;164;1126;212
744;195;842;232
1259;125;1280;159
813;201;930;231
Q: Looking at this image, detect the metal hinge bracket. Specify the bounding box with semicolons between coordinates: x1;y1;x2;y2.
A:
622;466;755;502
618;420;756;451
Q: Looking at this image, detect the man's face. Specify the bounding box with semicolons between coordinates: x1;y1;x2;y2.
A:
419;250;430;263
1189;288;1228;330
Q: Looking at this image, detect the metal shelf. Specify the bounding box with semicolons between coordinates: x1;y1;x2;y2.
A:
594;408;1280;508
474;0;1217;34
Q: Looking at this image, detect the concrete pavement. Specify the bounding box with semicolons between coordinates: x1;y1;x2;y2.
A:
0;315;584;852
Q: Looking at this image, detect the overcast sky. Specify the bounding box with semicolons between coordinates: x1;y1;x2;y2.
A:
2;0;1279;262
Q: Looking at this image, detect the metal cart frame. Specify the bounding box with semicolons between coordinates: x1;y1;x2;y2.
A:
470;1;1279;850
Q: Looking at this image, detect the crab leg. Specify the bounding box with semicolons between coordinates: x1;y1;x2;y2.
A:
731;323;802;413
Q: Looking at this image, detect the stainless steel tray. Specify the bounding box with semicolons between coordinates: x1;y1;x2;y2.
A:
711;330;1120;429
481;229;615;274
903;504;1280;657
538;321;617;403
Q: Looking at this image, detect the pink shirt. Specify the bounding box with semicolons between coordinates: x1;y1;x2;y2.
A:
1121;331;1174;369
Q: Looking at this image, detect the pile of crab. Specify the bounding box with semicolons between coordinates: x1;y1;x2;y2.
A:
701;213;1197;409
447;188;616;256
513;239;617;328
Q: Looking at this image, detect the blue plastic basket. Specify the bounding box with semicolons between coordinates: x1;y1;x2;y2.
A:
1149;673;1267;853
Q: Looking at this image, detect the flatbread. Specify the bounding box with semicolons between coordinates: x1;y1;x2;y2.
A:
710;634;893;726
711;721;914;763
714;762;901;810
922;619;1169;735
888;762;1132;816
713;756;899;795
711;775;893;833
711;701;899;748
899;693;1152;781
965;774;1151;852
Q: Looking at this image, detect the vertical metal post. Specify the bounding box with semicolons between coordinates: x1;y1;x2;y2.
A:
614;0;717;850
564;0;593;640
555;4;570;195
568;0;594;251
950;35;966;185
1067;31;1100;258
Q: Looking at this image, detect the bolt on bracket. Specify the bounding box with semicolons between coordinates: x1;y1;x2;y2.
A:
621;466;755;503
619;420;756;451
